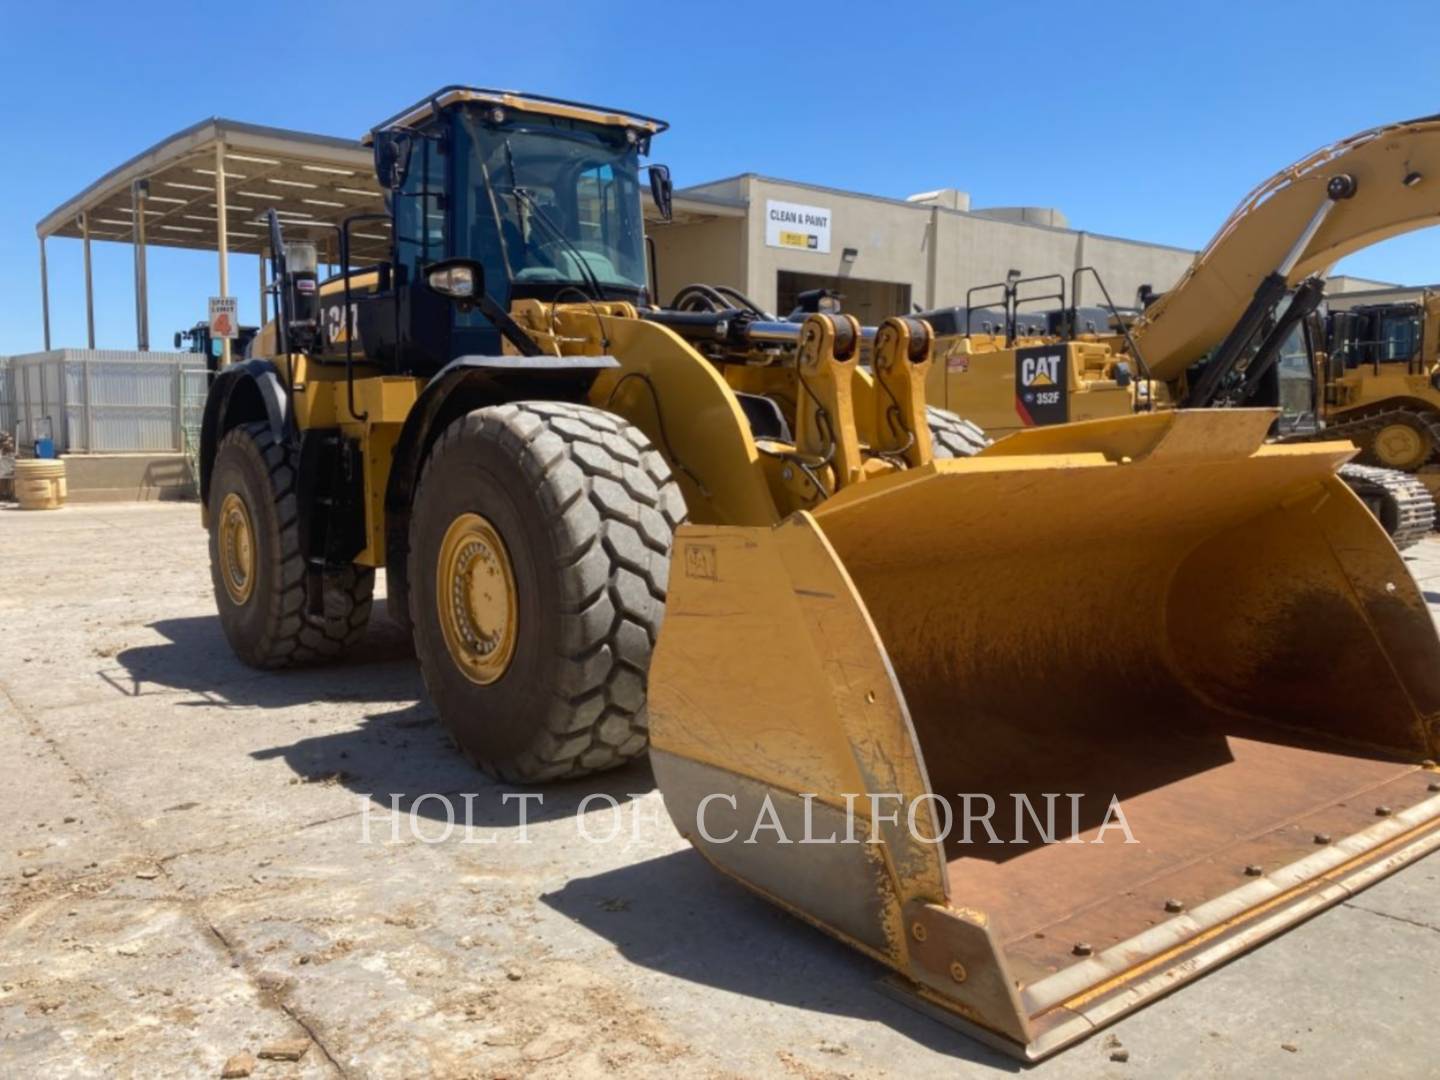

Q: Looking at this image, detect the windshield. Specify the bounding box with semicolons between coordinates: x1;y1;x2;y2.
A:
455;108;648;294
1375;312;1422;362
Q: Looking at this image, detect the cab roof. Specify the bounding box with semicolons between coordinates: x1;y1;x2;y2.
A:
368;86;669;140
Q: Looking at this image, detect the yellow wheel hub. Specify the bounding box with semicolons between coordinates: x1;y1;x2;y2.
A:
218;491;257;605
1373;421;1430;471
437;513;519;685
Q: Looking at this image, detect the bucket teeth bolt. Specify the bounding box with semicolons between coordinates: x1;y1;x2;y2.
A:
1429;782;1440;793
910;922;927;943
1164;899;1185;913
1314;833;1332;845
1072;942;1093;957
1244;865;1263;877
949;961;968;983
1375;806;1393;817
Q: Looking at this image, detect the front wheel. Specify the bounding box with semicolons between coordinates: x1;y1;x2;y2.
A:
408;402;685;782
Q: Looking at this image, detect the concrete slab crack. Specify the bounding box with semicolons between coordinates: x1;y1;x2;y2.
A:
1342;901;1440;935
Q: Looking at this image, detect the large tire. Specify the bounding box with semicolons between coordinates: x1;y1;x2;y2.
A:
926;405;989;458
408;402;684;783
208;422;374;668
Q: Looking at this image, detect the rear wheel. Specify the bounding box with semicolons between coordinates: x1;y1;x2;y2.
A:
408;402;684;782
209;422;373;667
926;406;989;458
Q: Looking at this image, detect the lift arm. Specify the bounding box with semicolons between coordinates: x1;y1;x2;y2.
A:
1132;114;1440;382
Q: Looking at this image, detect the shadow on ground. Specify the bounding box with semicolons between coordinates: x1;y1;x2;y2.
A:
109;602;417;710
111;605;655;822
543;849;1020;1070
250;709;657;826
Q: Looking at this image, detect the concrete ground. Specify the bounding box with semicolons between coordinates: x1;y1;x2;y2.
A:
2;501;1438;1079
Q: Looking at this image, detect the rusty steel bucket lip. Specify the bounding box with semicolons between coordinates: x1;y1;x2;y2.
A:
899;790;1440;1060
1022;790;1440;1015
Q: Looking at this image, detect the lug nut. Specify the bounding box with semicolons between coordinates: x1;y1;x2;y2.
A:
1244;865;1263;877
949;960;968;983
911;921;927;943
1164;899;1184;914
1072;942;1094;957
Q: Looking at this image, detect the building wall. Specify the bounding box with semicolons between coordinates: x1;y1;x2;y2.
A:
742;178;933;313
1327;284;1437;310
1327;275;1401;295
649;216;746;307
660;175;1199;322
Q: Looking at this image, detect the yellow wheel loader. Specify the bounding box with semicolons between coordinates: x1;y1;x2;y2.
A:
199;89;1440;1060
924;115;1440;547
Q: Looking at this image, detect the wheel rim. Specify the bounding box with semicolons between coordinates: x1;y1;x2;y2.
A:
1373;421;1430;470
436;512;519;685
218;491;257;605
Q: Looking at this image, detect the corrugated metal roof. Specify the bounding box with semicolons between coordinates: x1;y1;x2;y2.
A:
36;118;391;263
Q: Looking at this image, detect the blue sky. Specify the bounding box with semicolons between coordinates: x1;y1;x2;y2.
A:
2;0;1437;354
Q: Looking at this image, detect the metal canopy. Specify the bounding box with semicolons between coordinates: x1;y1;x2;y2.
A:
32;112;741;352
36;117;391;264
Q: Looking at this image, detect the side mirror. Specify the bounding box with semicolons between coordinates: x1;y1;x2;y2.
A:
173;332;183;349
373;129;414;191
648;164;673;222
425;258;486;304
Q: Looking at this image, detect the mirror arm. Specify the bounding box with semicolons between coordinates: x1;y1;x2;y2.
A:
476;292;544;357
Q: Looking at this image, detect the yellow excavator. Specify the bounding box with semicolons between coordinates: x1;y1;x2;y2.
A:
198;89;1440;1060
925;116;1440;546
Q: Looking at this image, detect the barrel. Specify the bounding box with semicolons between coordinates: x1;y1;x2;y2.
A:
15;458;67;510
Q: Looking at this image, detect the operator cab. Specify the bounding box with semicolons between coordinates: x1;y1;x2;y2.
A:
320;87;672;375
1329;303;1425;369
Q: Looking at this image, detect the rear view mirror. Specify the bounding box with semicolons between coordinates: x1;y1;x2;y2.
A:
648;164;673;221
373;129;414;191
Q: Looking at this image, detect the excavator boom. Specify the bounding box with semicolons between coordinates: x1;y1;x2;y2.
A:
1135;114;1440;379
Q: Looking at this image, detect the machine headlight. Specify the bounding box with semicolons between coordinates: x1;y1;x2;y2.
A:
424;258;487;303
428;265;475;298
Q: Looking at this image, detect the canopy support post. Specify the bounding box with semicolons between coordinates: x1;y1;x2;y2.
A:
132;179;150;351
38;235;51;351
215;143;232;367
82;212;95;348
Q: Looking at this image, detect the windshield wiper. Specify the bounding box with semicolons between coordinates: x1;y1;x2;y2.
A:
502;139;528;245
477;160;516;285
511;186;606;300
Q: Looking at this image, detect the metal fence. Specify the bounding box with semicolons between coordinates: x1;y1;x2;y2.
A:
6;350;207;453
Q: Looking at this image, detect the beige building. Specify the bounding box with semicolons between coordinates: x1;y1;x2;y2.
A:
653;174;1199;324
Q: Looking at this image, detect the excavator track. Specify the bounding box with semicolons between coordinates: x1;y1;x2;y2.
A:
1335;462;1436;550
1279;407;1439;547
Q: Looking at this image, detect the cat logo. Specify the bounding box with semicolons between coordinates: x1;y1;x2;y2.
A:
1013;345;1070;426
1020;352;1062;387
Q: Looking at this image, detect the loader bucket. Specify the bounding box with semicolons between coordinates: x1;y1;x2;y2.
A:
648;408;1440;1060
